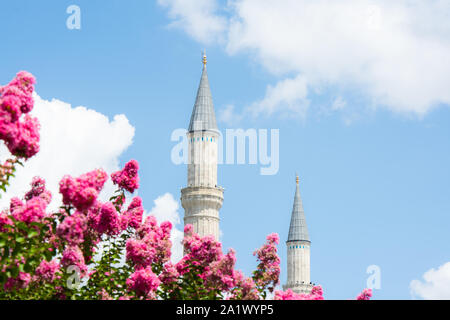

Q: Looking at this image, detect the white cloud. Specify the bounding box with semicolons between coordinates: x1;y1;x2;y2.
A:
145;193;184;263
331;96;347;111
157;0;227;44
248;75;309;118
410;262;450;300
0;93;135;210
217;104;243;125
159;0;450;118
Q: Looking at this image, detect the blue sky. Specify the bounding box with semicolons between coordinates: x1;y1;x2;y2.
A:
1;1;450;299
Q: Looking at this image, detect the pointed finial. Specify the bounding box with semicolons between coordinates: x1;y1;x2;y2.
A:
296;174;299;185
202;50;207;67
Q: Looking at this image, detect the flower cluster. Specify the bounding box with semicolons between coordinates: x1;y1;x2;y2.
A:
126;266;161;298
0;71;39;159
121;196;144;230
126;215;172;270
176;225;223;276
59;169;108;211
61;246;88;276
25;176;52;204
88;202;120;236
111;160;139;193
35;259;60;283
10;194;49;225
252;233;281;293
356;288;373;300
274;287;324;300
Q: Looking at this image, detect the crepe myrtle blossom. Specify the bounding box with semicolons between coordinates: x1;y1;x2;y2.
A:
356;288;373;300
0;71;39;159
34;259;60;283
126;216;172;269
121;196;144;230
61;246;87;276
229;272;260;300
159;262;179;285
126;266;161;298
253;233;281;292
57;211;88;246
10;196;48;225
88;201;120;236
274;287;324;300
111;160;139;193
4;272;32;291
25;176;52;205
59;169;108;211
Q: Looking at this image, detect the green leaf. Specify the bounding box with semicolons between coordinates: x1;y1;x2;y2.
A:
28;230;38;238
16;236;25;243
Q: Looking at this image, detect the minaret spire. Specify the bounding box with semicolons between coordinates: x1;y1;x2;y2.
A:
181;55;224;241
288;175;309;242
188;52;218;132
284;174;313;294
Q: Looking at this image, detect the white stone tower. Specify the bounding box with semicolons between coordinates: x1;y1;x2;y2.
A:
283;175;313;294
181;54;224;241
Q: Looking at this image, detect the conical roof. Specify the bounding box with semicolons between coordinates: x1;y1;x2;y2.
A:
188;59;218;132
287;176;310;242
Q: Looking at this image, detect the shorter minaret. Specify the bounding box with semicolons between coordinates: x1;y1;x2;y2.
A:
283;175;313;294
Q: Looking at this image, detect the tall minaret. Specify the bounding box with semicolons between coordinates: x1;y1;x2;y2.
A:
181;54;224;241
283;175;313;294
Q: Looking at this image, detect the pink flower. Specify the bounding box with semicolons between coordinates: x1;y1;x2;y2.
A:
127;266;161;297
25;176;52;205
266;233;279;245
159;262;179;285
0;71;39;159
230;272;260;300
35;259;60;283
61;246;87;275
356;288;373;300
57;211;88;245
176;225;223;276
0;211;13;232
0;71;35;115
11;196;47;224
88;202;120;236
126;238;156;268
201;249;237;292
311;285;324;297
4;272;31;291
0;94;22;121
253;233;281;292
136;216;172;265
111;160;139;193
121;196;144;230
273;285;325;300
4;115;40;159
59;169;108;211
97;289;112;300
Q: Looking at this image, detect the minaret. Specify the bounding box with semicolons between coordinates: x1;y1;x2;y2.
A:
283;175;313;294
181;54;224;241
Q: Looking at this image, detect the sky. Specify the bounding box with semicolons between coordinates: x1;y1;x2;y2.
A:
1;0;450;299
